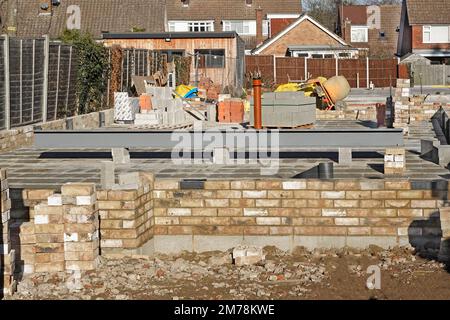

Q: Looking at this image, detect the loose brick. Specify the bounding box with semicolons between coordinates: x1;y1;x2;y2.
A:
360;200;383;208
205;199;229;207
369;209;398;217
282;181;306;190
269;226;293;235
385;200;410;208
307;199;333;208
256;217;281;225
346;191;371;199
26;189;55;200
371;227;397;236
231;180;256;190
334;200;359;208
107;190;137;201
334;180;359;190
267;190;293;199
398;208;423;217
155;217;179;225
321;191;345;199
348;227;371;235
243;226;269;235
61;183;95;196
293;190;320;199
372;191;397;199
256;181;282;190
255;199;281;207
242;190;267;199
283;199;308;207
244;208;268;216
179;199;204;207
384;180;411;190
216;190;242;199
359;180;384;190
322;209;346;217
192;208;217;216
397;190;423;199
335;217;360;226
411;200;436;208
204;181;230;190
218;208;242;216
306;180;334;190
168;208;191;216
154;180;179;190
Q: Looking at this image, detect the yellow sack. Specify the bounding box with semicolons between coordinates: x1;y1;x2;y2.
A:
274;83;300;92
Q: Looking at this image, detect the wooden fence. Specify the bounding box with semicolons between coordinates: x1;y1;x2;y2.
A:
245;55;398;88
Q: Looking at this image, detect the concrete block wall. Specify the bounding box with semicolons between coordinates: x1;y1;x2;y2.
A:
97;173;154;254
152;178;446;252
1;169;16;296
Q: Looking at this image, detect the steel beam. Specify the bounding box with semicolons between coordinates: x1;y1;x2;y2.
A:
34;129;404;149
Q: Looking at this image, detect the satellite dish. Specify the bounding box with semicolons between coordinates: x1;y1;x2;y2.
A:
40;3;49;10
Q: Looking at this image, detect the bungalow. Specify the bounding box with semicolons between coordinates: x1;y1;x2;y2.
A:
251;14;359;59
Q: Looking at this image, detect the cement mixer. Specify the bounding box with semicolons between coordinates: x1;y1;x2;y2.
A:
275;76;351;110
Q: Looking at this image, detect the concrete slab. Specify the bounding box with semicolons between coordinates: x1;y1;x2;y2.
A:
153;235;193;253
193;236;244;253
346;236;398;249
293;236;347;250
243;236;292;251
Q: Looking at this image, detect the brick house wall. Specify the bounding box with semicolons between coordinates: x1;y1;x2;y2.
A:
411;25;450;50
258;19;343;56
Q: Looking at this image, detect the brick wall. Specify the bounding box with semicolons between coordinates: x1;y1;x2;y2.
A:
152;178;445;251
412;25;450;51
1;169;16;296
98;172;154;254
0;109;114;153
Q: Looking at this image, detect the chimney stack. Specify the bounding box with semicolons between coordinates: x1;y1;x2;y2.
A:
256;7;263;46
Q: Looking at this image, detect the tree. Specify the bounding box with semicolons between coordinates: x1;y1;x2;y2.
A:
60;29;110;114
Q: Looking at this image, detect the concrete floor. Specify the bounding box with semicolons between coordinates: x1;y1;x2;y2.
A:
0;120;447;189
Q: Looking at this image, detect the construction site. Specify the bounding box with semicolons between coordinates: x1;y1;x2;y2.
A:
0;0;449;302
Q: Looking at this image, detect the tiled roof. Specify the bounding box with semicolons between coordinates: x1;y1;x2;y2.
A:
406;0;450;25
166;0;302;21
10;0;166;39
341;5;367;25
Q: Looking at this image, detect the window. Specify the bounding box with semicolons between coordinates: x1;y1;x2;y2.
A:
188;21;214;32
168;21;214;32
194;49;225;68
351;26;368;42
338;52;351;58
222;20;269;36
156;50;185;63
423;25;450;43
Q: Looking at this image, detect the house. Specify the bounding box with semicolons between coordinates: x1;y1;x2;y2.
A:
397;0;450;64
165;0;302;52
102;31;245;89
251;14;359;59
0;0;166;38
337;4;402;58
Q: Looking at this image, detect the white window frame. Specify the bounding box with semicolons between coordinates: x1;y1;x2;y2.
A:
423;25;450;44
222;20;269;36
167;20;214;32
350;25;369;43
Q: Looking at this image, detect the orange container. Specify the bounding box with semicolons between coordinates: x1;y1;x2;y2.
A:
229;99;244;123
217;101;231;123
139;94;153;111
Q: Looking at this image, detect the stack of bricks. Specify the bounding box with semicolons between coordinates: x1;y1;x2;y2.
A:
1;169;16;296
384;148;406;176
316;105;377;121
98;173;154;254
10;188;55;275
152;178;444;250
61;183;99;271
33;196;65;272
438;207;450;262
